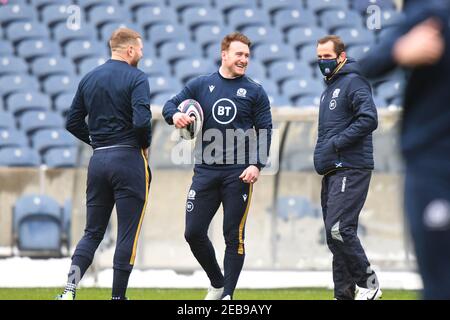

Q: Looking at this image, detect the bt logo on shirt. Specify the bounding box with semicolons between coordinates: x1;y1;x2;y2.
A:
212;98;237;124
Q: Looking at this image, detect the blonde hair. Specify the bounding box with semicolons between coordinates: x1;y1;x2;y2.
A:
109;27;142;51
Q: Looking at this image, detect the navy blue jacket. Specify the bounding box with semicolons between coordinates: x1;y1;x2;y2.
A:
162;71;272;170
359;0;450;171
313;59;378;175
66;59;152;149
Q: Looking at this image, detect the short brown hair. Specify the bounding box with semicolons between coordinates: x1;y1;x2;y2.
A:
221;32;252;52
109;27;142;51
317;35;345;56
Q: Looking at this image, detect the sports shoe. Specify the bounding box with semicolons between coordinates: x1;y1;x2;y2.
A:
355;286;382;300
221;295;231;300
204;286;224;300
55;290;75;300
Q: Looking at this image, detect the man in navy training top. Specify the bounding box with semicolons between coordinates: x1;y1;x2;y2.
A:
162;32;272;300
314;35;380;300
57;28;152;300
359;0;450;299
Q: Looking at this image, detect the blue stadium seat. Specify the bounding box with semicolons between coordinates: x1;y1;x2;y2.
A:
13;194;62;253
148;76;182;98
6;21;49;45
252;42;297;66
306;0;349;13
0;113;16;130
267;94;291;108
169;0;207;13
17;39;60;61
100;22;142;41
6;92;51;116
44;147;78;168
273;8;316;32
54;92;75;116
181;6;223;31
240;25;284;47
52;23;97;46
139;57;171;77
269;60;313;85
42;74;79;97
260;0;302;14
159;41;203;64
148;23;192;48
0;4;34;27
41;4;84;28
0;40;14;56
0;75;40;98
142;44;157;59
282;76;324;101
31;0;71;12
227;8;270;31
246;61;267;80
379;9;405;29
63;40;108;62
336;26;376;47
31;56;75;79
204;42;222;65
320;9;363;32
151;92;176;106
294;94;322;107
136;5;178;30
346;44;373;60
19;110;65;135
88;4;130;28
298;43;320;64
78;56;108;75
351;0;396;14
275;196;320;220
122;0;166;12
0;55;28;77
31;129;77;154
174;58;216;83
286;26;328;49
0;129;28;149
249;78;279;97
77;0;121;12
194;24;232;48
0;147;40;167
213;0;258;15
376;80;404;103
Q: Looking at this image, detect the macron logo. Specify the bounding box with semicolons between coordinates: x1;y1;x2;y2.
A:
209;85;215;92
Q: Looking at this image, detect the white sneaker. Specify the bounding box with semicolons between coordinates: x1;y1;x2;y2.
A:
221;295;231;300
56;290;75;300
204;286;224;300
355;287;382;300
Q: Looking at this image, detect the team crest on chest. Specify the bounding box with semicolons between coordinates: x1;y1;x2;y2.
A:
332;88;340;98
237;88;247;97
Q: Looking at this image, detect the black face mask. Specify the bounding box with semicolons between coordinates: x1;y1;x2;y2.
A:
317;58;339;77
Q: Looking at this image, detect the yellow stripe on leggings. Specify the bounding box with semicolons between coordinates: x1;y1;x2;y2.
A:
129;149;150;265
238;183;253;255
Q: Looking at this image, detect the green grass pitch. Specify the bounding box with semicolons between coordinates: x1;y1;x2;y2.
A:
0;288;419;300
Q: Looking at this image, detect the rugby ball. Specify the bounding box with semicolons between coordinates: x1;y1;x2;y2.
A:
177;99;204;140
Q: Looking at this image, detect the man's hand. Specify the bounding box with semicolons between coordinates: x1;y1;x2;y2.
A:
173;112;195;129
239;165;260;184
393;18;445;67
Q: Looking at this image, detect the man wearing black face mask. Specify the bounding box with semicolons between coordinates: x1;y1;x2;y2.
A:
314;35;379;300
